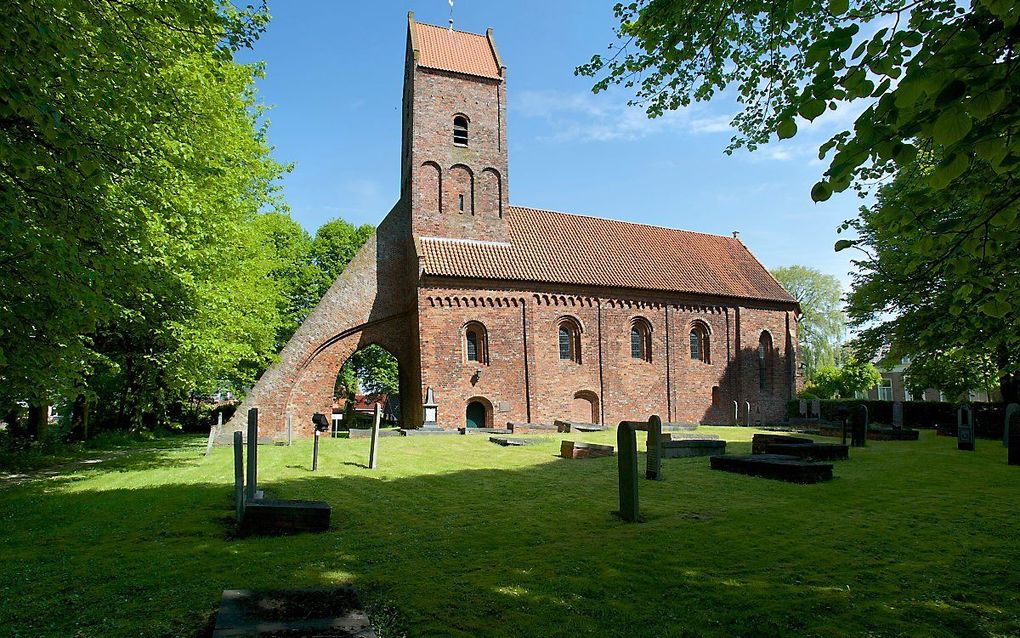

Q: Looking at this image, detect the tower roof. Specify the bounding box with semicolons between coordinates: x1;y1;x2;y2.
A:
417;206;797;305
410;17;503;80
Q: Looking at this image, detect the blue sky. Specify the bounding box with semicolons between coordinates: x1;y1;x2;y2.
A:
239;0;862;286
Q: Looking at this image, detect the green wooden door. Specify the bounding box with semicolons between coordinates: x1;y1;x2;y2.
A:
466;402;486;428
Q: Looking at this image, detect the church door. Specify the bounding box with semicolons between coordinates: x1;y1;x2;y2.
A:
466;401;486;429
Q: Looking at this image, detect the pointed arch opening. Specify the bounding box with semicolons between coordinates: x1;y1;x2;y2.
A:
333;344;401;436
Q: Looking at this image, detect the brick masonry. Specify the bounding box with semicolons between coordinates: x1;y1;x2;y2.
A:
216;14;800;443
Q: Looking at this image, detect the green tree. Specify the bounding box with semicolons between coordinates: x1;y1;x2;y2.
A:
903;349;997;403
311;218;374;297
806;357;881;399
771;266;846;380
334;346;399;400
579;0;1020;402
1;1;285;432
251;212;321;350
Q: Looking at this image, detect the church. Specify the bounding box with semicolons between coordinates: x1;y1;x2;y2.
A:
218;13;801;442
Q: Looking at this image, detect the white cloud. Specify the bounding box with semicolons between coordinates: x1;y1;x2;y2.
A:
513;89;734;143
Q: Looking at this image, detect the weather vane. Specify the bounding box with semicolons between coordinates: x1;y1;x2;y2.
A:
448;0;454;30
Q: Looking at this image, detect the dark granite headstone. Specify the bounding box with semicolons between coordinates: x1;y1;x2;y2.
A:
851;405;868;447
241;499;332;535
710;454;833;483
245;408;258;501
1002;403;1018;448
957;404;975;451
893;401;904;428
751;433;813;455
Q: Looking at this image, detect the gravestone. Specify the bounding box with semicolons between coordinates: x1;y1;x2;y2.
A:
732;400;739;425
851;405;868;447
744;401;751;427
660;438;726;458
799;399;807;417
811;399;821;419
206;412;222;457
616;415;664;522
369;403;381;469
245;408;258;501
837;404;850;446
710;454;833;484
755;404;763;427
560;440;614;459
233;431;244;522
892;402;903;428
957;404;975;451
1003;403;1019;448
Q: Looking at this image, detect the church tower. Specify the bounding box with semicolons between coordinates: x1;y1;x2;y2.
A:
401;12;509;243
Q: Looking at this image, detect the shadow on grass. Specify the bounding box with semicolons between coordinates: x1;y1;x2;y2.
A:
1;435;1017;638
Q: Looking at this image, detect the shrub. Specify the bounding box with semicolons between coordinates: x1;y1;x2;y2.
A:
786;399;1008;439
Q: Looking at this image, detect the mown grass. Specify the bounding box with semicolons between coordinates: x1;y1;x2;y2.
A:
0;428;1017;637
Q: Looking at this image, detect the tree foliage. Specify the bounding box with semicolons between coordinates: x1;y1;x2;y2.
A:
771;266;846;380
903;349;997;403
806;356;881;399
580;0;1019;401
311;218;374;298
1;0;284;429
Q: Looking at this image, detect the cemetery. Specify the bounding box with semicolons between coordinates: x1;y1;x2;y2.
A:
4;422;1019;637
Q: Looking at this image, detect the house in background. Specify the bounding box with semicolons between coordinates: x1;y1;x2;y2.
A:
864;355;996;403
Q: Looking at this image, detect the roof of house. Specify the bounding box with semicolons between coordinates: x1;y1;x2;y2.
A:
413;21;502;80
417;206;797;305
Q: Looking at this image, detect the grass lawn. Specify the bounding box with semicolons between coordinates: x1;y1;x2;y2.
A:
1;427;1017;637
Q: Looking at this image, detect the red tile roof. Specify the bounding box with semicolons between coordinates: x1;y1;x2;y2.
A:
418;206;796;304
414;22;502;80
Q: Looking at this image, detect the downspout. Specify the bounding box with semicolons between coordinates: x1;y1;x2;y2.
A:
665;305;672;422
597;299;606;425
522;301;532;422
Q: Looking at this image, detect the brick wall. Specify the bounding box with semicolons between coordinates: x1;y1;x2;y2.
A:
418;283;797;430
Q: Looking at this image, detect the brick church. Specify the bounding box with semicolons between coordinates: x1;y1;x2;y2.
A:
218;13;801;442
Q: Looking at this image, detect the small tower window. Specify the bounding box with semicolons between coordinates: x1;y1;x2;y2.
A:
463;322;488;364
458;193;465;212
453;115;469;146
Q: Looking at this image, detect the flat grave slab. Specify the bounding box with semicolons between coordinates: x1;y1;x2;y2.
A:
457;427;512;435
212;587;376;637
348;428;400;439
489;436;546;447
751;433;814;454
868;426;920;441
554;420;610;433
765;443;849;461
710;454;833;484
398;428;459;436
661;423;699;432
560;440;614;459
507;422;557;434
241;499;331;536
660;439;726;459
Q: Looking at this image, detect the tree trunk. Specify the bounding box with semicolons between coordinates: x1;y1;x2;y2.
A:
997;344;1019;404
70;395;90;441
27;404;49;440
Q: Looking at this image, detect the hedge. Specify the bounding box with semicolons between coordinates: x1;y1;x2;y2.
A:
787;399;1009;439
